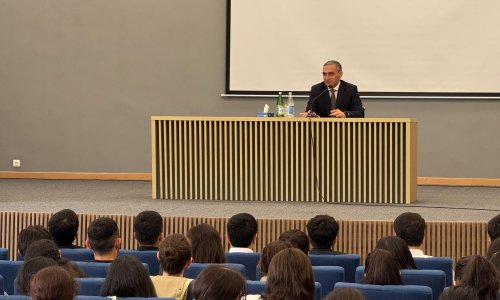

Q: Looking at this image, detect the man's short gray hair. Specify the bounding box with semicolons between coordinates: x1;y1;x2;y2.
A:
324;60;342;72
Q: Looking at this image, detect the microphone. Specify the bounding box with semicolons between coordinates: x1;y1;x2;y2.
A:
306;87;331;117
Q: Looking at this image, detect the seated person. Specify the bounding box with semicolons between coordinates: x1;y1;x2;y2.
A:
227;212;258;253
324;288;366;300
16;256;58;295
279;229;309;255
151;234;193;300
487;214;500;242
439;286;478;300
394;212;431;257
134;210;164;250
258;240;292;281
375;236;416;269
307;214;343;255
85;217;121;262
487;238;500;272
48;208;83;249
361;249;403;285
17;225;50;260
458;255;499;300
187;223;226;263
29;266;77;300
192;265;246;300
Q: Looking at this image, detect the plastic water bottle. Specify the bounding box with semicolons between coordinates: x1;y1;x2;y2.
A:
276;92;285;117
287;92;295;117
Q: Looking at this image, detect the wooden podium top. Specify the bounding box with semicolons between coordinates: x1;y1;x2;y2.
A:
151;116;417;123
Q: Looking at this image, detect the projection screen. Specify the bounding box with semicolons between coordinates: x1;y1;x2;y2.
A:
226;0;500;96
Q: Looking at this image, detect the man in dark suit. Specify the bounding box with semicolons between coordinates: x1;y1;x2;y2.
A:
305;60;364;118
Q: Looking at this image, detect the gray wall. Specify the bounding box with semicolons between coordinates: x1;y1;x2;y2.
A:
1;0;499;178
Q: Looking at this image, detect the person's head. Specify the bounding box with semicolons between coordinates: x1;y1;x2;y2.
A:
259;240;293;277
393;212;426;247
29;266;76;300
86;217;121;259
322;60;343;89
486;235;500;259
264;248;315;300
133;210;163;248
361;249;403;285
158;233;192;276
375;236;416;269
16;256;58;295
187;223;226;263
226;213;257;248
192;265;246;300
455;256;474;284
17;225;51;258
490;251;500;273
23;239;61;261
487;214;500;241
459;255;500;300
324;288;366;300
439;286;479;300
279;229;310;255
306;214;339;250
48;209;79;247
100;255;157;297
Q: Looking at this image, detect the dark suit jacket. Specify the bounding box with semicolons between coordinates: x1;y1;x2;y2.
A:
306;80;364;118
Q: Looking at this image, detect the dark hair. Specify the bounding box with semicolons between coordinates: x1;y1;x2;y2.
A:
87;217;119;255
227;213;258;248
263;248;315;300
158;233;191;275
455;256;474;283
375;236;416;269
487;214;500;241
16;257;58;295
100;255;157;297
361;249;403;285
48;209;79;247
187;223;226;263
259;240;293;276
490;251;500;273
192;265;246;300
439;286;479;300
17;225;51;258
324;288;366;300
279;229;310;255
306;215;339;249
459;255;500;300
24;239;61;261
29;266;76;300
486;237;500;259
133;210;163;246
394;212;426;246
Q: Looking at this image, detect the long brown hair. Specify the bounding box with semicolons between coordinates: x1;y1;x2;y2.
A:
459;255;500;300
187;223;226;263
29;266;76;300
375;236;416;269
192;265;246;300
361;249;403;285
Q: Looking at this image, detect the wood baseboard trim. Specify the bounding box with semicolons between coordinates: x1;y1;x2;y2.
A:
417;177;500;187
0;172;151;181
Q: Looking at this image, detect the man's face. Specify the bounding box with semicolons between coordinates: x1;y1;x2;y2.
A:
322;64;343;88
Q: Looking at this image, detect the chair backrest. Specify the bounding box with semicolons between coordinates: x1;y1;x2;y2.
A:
184;263;246;279
60;248;94;261
0;248;8;260
76;277;106;296
0;260;23;295
309;254;360;282
225;252;261;280
0;296;31;300
74;261;149;278
334;282;433;300
118;250;161;276
246;280;266;295
312;266;344;297
414;257;453;287
0;274;4;295
314;282;322;300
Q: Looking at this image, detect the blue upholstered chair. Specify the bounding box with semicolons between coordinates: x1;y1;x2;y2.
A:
309;254;360;283
118;250;161;276
246;280;266;295
312;266;345;297
334;282;433;300
0;275;4;295
0;249;8;260
414;257;453;286
0;296;31;300
0;260;23;295
225;252;261;280
184;263;246;279
76;277;106;296
60;248;94;261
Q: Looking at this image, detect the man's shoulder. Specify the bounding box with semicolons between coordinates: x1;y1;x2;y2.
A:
340;80;358;90
311;82;325;91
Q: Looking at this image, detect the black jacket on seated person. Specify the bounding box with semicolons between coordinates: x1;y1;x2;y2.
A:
308;80;364;118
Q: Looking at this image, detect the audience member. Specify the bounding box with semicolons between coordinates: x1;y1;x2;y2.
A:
487;214;500;242
458;255;499;300
17;225;51;259
375;236;417;269
227;212;258;252
100;255;157;297
324;288;366;300
262;248;315;300
187;223;226;263
16;256;58;295
486;237;500;259
134;210;164;250
258;240;293;281
438;285;479;300
192;265;246;300
394;212;431;257
278;229;309;255
48;208;82;248
29;266;76;300
86;217;121;262
361;249;403;285
454;255;474;285
152;233;193;300
307;214;342;255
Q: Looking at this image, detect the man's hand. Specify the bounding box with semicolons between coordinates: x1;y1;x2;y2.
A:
330;109;346;118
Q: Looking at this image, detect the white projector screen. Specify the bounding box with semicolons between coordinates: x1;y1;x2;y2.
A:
227;0;500;96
